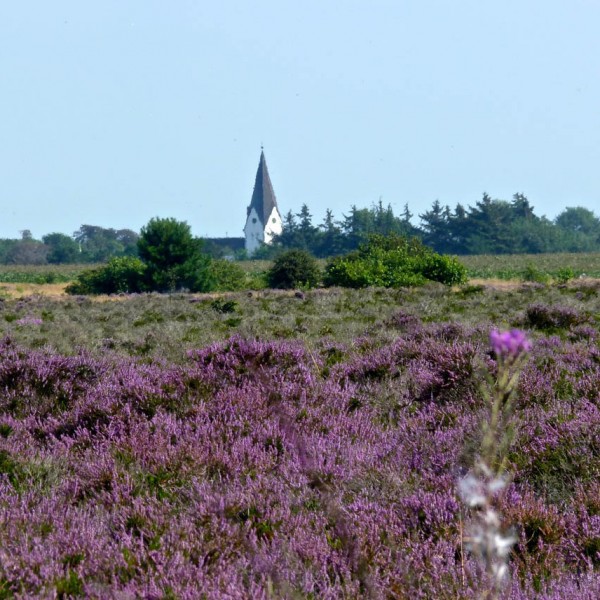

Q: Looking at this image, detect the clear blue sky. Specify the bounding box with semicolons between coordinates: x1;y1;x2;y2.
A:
1;0;599;240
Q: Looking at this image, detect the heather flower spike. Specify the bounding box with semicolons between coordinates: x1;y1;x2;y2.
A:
489;329;531;360
458;329;532;599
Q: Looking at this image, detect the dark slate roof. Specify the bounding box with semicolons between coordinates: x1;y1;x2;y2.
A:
247;150;279;224
204;237;245;250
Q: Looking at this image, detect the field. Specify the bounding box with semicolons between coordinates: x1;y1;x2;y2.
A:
0;260;599;597
460;252;600;281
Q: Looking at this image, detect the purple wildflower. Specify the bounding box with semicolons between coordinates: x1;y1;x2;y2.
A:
15;316;43;326
489;329;531;359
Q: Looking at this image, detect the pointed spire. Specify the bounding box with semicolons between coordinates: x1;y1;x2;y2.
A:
247;149;279;224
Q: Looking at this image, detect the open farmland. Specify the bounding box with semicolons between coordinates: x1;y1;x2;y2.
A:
0;280;599;597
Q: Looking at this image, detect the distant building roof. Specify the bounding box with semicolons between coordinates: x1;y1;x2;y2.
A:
204;237;245;251
247;150;279;224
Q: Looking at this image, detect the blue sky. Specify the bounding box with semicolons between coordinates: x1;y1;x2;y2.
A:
1;0;599;239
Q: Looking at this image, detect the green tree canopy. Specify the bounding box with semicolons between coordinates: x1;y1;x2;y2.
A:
137;217;212;292
74;225;138;262
555;207;600;236
43;233;81;264
5;238;48;265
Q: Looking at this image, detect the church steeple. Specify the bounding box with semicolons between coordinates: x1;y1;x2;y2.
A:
243;149;283;255
247;150;279;223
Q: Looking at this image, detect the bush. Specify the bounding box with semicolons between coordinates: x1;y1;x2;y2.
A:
65;257;147;295
137;218;213;292
419;253;469;286
66;218;216;295
522;264;550;284
555;267;576;284
323;234;467;288
267;250;321;289
524;303;588;331
209;260;247;292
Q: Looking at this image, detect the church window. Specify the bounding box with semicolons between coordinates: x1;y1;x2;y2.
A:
272;218;277;223
252;218;257;224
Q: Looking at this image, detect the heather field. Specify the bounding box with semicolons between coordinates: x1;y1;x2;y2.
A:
0;281;599;597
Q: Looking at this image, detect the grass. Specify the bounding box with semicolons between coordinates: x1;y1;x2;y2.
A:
0;264;90;284
0;278;598;362
460;252;600;280
1;251;599;290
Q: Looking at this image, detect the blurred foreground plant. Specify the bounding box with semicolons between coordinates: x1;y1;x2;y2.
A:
458;329;531;598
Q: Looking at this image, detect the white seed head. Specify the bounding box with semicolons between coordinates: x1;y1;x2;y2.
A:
458;474;486;508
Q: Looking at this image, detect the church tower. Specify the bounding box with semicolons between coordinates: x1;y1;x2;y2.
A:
243;149;283;255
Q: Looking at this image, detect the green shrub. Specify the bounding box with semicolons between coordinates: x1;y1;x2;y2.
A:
211;299;238;313
137;218;213;293
267;250;321;289
66;218;215;295
522;264;550;284
555;267;576;284
210;260;247;292
419;253;469;285
65;257;147;295
323;234;467;288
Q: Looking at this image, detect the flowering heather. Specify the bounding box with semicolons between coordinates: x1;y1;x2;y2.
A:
489;329;531;361
0;314;597;596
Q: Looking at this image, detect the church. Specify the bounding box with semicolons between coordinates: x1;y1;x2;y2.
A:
204;149;283;257
243;149;283;254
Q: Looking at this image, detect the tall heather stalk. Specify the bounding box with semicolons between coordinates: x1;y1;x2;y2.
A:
458;329;531;599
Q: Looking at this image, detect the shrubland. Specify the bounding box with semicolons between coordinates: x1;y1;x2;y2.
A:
323;234;467;288
4;250;600;291
0;279;598;596
65;218;215;295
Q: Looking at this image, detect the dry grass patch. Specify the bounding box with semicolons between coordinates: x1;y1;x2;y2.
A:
0;283;69;299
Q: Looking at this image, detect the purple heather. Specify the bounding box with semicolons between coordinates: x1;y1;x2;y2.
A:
0;326;595;596
489;328;531;359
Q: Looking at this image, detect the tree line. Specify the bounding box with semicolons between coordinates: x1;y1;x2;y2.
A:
263;195;600;258
0;226;139;265
2;194;600;265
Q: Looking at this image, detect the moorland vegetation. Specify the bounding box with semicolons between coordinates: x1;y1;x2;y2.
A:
0;269;598;595
66;230;468;295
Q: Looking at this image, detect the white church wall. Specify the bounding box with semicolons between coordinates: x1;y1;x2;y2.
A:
263;207;283;245
243;207;266;255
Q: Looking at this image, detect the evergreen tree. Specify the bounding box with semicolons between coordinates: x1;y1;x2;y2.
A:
317;209;345;257
401;203;413;224
372;199;397;235
272;210;299;249
340;205;374;251
465;194;515;254
137;218;212;292
447;203;469;254
398;203;421;238
295;204;320;250
419;200;454;253
511;193;536;219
